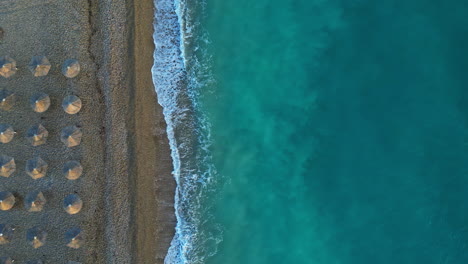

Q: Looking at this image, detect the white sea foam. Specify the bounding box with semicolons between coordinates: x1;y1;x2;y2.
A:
152;0;221;263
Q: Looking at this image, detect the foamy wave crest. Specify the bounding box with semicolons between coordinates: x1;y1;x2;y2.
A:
152;0;221;263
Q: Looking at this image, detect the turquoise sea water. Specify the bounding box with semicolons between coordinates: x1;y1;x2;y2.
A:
154;0;468;263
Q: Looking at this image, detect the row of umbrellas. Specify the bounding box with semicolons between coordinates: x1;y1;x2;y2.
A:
0;225;84;249
0;124;82;147
0;192;82;214
1;56;84;260
0;156;82;180
0;91;82;114
0;56;80;78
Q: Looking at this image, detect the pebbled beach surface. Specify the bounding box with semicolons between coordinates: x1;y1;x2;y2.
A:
0;0;175;263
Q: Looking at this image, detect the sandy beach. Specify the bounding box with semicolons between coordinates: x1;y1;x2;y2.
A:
0;0;176;263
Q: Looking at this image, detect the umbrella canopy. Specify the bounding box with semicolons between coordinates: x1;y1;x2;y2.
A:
62;59;80;78
30;93;50;113
27;124;48;146
0;56;17;78
65;227;84;249
24;191;46;212
0;124;15;143
0;155;15;178
0;89;15;111
63;194;83;215
0;224;14;245
63;160;83;180
61;126;82;147
28;56;51;77
62;95;82;114
0;257;13;264
0;192;14;211
26;157;48;179
26;227;47;249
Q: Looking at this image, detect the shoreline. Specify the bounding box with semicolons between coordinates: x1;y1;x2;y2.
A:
130;0;177;262
94;0;177;262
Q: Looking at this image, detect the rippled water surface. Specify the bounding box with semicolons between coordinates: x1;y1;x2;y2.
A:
155;1;468;263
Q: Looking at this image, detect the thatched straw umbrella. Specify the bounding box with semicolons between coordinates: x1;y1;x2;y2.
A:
61;126;82;147
0;124;15;143
63;194;82;215
27;124;48;146
62;59;80;78
65;227;84;249
0;89;15;111
0;224;14;245
30;93;50;113
0;192;15;211
24;191;46;212
0;155;15;178
26;227;47;249
25;157;48;179
28;56;51;77
0;56;17;78
63;161;83;180
62;95;82;114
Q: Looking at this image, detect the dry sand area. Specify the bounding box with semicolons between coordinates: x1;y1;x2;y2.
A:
0;0;176;263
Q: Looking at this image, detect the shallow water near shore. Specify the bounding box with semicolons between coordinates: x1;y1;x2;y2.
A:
155;0;468;263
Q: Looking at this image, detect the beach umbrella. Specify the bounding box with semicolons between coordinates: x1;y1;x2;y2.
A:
65;227;84;249
24;191;46;212
0;155;15;178
0;192;14;211
63;194;83;215
28;56;51;77
0;56;17;78
0;224;14;245
27;124;48;146
0;124;15;143
0;257;13;264
62;59;80;78
62;95;82;114
0;89;15;111
0;191;16;211
61;126;82;147
30;93;50;113
26;227;47;249
26;157;48;179
63;160;83;180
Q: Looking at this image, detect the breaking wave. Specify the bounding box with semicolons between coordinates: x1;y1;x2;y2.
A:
152;0;221;263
